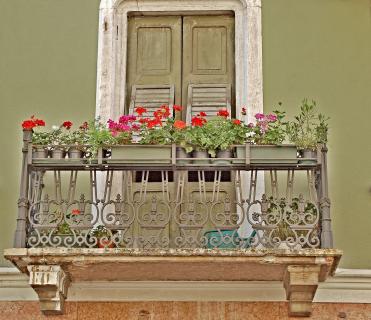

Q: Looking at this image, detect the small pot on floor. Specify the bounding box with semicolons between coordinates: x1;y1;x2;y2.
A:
299;149;317;164
176;147;192;164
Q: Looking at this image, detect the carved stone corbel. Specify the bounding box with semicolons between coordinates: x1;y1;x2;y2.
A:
27;265;70;315
284;265;321;317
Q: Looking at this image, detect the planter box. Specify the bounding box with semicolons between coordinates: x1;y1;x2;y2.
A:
234;145;298;164
109;145;172;164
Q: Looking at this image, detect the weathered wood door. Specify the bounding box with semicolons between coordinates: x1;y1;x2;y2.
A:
127;15;235;117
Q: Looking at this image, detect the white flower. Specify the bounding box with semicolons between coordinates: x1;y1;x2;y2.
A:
52;125;59;131
246;132;256;138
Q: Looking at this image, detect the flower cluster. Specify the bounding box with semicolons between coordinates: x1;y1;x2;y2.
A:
22;116;45;130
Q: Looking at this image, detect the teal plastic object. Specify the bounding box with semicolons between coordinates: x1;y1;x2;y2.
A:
204;229;257;249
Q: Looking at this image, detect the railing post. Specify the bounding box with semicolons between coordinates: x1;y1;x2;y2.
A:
14;129;32;248
319;145;333;248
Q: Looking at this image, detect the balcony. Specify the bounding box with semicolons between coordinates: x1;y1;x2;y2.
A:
4;130;342;317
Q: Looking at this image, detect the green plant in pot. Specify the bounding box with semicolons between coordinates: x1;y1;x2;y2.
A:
184;112;210;164
49;121;74;159
65;122;89;159
22;116;49;158
171;118;192;164
286;99;329;164
86;118;117;160
236;109;297;164
91;225;114;248
267;196;318;249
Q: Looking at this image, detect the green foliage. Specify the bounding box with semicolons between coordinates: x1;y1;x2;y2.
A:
32;131;50;145
139;119;173;145
286;99;329;150
248;110;287;145
91;225;110;238
86;119;117;158
185;117;249;157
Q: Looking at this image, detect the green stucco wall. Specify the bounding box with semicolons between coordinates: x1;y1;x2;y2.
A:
0;0;370;268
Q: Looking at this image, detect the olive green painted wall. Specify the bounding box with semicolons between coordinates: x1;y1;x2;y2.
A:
0;0;370;268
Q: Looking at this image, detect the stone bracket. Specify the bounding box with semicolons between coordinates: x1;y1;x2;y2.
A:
284;265;321;317
27;265;70;315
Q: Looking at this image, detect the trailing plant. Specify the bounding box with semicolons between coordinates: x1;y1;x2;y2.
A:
286;99;329;150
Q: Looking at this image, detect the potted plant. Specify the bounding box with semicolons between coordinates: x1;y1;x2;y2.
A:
90;225;114;248
49;121;73;159
65;122;89;159
22;116;49;158
266;196;318;249
172;118;192;164
235;110;297;164
286;99;329;164
184;112;210;164
86;118;117;160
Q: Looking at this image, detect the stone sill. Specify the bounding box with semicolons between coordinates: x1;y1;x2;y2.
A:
4;248;342;317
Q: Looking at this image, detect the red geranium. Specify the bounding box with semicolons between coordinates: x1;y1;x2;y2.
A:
199;112;207;117
147;118;162;128
217;109;229;118
160;105;171;118
174;120;186;129
62;121;73;130
71;209;81;215
233;119;242;125
191;116;207;127
135;106;147;116
173;105;182;112
21;116;45;130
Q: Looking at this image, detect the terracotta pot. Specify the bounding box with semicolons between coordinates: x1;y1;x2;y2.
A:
98;239;115;248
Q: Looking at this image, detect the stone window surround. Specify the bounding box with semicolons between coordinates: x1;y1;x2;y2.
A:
95;0;263;121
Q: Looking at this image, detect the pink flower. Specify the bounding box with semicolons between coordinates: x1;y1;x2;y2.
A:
248;123;254;128
255;113;265;120
267;114;277;122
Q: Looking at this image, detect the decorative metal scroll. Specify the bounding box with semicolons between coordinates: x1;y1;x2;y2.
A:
27;169;321;250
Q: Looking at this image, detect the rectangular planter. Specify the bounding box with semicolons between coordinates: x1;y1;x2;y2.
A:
234;145;298;164
109;145;172;164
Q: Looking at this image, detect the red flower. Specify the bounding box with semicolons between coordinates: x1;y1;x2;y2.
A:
62;121;73;130
154;110;164;119
21;116;45;130
147;118;162;128
173;105;182;112
34;119;45;126
191;116;207;127
233;119;242;125
139;118;150;124
241;107;247;116
22;120;35;130
199;112;207;117
217;109;230;118
80;122;89;130
160;105;171;118
71;209;81;215
174;120;186;129
135;106;147;116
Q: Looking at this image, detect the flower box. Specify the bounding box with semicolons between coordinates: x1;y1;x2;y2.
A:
108;145;172;164
234;145;298;164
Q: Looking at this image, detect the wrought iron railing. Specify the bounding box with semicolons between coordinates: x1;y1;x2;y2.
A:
13;130;333;250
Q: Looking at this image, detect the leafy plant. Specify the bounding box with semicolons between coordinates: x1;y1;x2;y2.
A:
32;131;50;145
185;110;249;156
247;110;287;145
91;225;111;238
86;118;117;158
286;99;329;150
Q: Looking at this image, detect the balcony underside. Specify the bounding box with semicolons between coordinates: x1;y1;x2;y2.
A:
5;248;342;317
